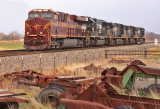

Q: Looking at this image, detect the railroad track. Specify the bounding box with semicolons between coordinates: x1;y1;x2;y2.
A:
0;42;154;57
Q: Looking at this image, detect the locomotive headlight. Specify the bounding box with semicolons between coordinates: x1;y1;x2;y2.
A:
27;32;29;34
40;32;43;34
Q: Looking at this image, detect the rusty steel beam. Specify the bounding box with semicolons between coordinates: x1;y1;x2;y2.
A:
0;97;29;103
56;76;86;80
0;70;96;93
0;89;29;104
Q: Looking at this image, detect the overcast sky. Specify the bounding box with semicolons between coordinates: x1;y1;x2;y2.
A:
0;0;160;34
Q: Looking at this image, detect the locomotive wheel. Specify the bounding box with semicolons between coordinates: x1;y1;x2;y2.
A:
115;105;135;109
145;84;160;95
36;87;67;109
2;102;19;109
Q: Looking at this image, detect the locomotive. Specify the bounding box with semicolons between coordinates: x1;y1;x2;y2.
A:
24;9;145;50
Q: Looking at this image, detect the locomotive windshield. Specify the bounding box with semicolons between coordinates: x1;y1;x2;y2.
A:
41;13;53;20
29;12;53;20
29;13;40;18
41;13;53;18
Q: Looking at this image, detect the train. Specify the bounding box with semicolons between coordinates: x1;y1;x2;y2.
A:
24;9;145;50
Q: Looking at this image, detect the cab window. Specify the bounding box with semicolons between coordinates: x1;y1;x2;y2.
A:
29;12;53;20
29;13;39;18
54;14;59;20
41;13;53;20
41;13;53;18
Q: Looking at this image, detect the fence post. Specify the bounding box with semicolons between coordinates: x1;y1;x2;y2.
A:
39;54;42;73
0;58;1;70
21;56;23;71
93;50;95;61
105;50;107;59
66;52;68;66
76;52;78;63
54;57;56;69
85;51;86;63
144;49;147;59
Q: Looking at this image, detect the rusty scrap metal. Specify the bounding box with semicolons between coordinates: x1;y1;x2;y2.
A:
101;60;160;94
130;60;146;66
74;63;104;75
0;70;96;108
60;82;160;109
0;89;29;108
0;70;95;92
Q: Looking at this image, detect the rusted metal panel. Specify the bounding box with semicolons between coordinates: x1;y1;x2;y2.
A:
0;89;29;103
60;82;160;109
105;75;123;89
101;60;160;90
60;98;111;109
137;65;160;75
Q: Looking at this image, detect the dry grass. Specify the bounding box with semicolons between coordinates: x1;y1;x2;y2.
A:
1;46;160;108
1;57;160;108
0;59;121;109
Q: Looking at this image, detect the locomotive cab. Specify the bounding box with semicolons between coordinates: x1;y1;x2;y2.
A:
138;28;145;44
24;9;54;50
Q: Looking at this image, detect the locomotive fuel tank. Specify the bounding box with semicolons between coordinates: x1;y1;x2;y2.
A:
61;39;78;48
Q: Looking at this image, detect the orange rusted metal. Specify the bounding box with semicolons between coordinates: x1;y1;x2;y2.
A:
101;60;160;89
0;89;29;108
60;82;160;109
74;63;104;75
1;70;95;92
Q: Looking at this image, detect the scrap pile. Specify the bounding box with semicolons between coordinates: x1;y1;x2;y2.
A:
101;60;160;95
74;63;104;75
60;82;160;109
1;60;160;109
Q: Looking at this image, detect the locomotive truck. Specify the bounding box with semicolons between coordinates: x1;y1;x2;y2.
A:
24;9;145;50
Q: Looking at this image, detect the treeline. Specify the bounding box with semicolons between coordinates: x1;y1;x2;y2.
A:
146;32;160;41
0;31;22;41
0;31;159;41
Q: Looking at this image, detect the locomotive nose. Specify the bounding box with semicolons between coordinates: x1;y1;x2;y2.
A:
35;18;39;23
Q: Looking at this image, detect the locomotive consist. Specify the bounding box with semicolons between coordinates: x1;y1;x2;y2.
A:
24;9;145;50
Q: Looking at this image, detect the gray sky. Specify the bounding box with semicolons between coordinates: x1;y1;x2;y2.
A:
0;0;160;34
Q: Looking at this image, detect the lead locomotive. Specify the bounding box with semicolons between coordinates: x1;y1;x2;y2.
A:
24;9;145;50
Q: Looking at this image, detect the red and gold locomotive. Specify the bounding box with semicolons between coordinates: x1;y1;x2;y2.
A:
24;9;145;50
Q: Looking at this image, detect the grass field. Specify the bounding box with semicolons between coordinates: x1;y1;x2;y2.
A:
0;40;24;50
